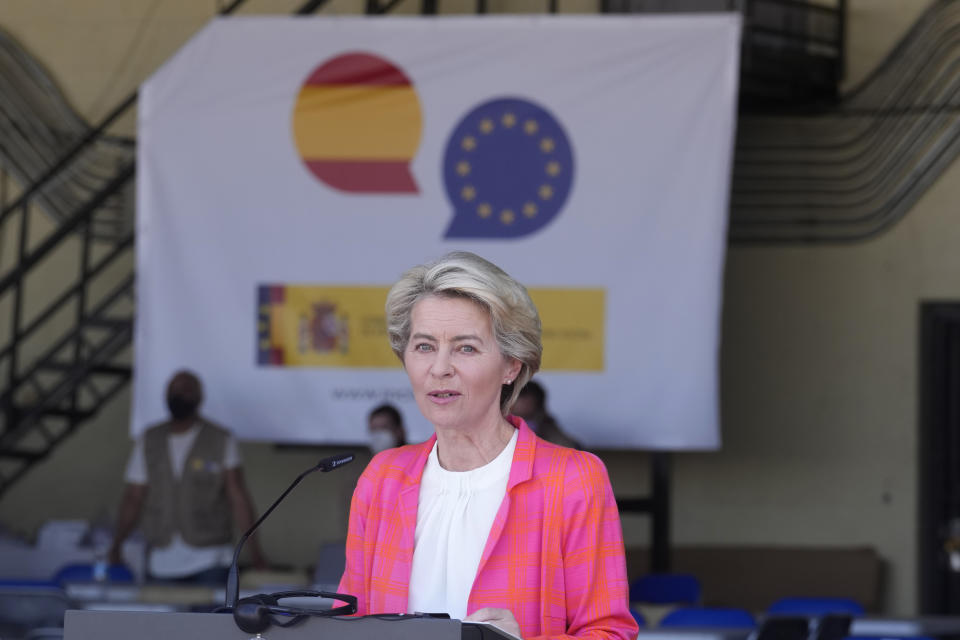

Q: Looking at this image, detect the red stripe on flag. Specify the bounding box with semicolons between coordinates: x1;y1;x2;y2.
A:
304;159;418;193
304;53;411;87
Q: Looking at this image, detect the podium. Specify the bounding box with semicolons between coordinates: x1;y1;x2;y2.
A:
64;609;510;640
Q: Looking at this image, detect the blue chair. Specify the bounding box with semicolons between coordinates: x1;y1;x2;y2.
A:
768;597;864;616
660;607;756;628
630;608;646;627
630;573;701;604
52;563;134;585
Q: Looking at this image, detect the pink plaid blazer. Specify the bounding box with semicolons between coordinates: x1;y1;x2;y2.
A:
338;416;638;640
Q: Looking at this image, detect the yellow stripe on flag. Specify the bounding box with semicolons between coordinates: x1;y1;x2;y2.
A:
292;86;422;159
266;286;604;370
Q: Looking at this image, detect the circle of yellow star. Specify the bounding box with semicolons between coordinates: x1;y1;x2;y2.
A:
479;119;494;134
546;161;561;176
462;136;477;151
540;137;555;153
456;161;471;176
501;209;515;224
539;184;553;200
502;113;517;128
461;185;476;201
523;202;538;217
524;120;538;135
259;339;270;350
477;203;492;218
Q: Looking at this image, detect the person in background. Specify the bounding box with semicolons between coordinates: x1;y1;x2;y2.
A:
109;370;266;584
339;252;636;640
368;403;408;453
511;380;581;449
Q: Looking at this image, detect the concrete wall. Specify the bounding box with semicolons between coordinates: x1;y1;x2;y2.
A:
843;0;929;90
0;0;949;615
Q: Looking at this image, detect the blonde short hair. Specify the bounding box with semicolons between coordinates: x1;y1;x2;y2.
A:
385;251;542;414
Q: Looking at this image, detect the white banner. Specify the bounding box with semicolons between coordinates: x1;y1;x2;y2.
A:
135;15;740;449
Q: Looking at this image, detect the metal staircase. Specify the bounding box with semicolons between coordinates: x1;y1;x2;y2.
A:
0;0;951;497
0;0;309;498
0;29;137;497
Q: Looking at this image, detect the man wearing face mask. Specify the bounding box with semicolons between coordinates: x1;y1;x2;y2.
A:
367;403;407;454
108;370;266;584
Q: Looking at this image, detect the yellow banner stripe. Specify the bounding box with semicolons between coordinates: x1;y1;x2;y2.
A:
529;288;605;371
292;86;422;159
263;286;604;371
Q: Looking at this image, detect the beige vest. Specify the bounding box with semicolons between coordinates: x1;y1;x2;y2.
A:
141;419;233;548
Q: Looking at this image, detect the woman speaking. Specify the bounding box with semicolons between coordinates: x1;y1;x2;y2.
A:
338;252;638;640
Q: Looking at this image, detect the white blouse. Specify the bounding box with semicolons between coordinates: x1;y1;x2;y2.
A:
407;429;518;620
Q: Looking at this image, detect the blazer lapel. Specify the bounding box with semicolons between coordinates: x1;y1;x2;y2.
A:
474;418;536;578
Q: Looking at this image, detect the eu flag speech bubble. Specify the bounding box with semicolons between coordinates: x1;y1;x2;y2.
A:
443;97;574;239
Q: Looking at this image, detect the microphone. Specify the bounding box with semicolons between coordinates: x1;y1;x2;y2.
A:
318;453;354;472
224;452;355;611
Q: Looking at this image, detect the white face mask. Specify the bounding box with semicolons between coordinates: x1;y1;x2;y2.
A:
370;429;398;453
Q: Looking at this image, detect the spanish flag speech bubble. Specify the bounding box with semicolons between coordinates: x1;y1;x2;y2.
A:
291;52;422;193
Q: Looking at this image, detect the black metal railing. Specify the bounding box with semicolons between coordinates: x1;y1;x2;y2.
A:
730;0;960;242
0;0;337;498
740;0;845;110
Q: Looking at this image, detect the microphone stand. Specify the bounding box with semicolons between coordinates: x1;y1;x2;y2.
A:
225;452;356;611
